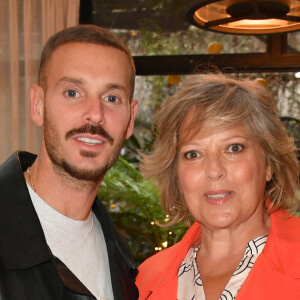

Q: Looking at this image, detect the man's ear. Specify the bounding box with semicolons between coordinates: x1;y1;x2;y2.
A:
30;84;45;126
125;100;138;139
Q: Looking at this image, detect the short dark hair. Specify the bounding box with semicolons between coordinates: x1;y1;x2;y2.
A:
38;25;135;100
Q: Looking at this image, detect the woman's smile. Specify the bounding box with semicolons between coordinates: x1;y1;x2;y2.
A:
205;190;232;205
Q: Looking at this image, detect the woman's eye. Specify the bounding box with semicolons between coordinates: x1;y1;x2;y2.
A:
227;144;244;153
104;95;119;103
184;151;200;159
65;89;80;98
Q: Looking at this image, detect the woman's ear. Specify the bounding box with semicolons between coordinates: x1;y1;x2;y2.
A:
266;164;273;182
30;84;44;126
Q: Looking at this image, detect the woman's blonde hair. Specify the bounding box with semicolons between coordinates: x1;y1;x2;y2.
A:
140;73;299;225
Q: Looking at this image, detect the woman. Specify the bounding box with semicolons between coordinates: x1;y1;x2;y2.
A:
136;74;300;299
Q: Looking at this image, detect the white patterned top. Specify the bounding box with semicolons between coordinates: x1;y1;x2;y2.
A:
177;235;267;300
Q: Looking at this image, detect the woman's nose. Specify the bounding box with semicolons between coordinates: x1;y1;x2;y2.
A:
205;155;226;181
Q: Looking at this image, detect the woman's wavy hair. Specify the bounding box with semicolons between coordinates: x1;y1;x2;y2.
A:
140;73;299;226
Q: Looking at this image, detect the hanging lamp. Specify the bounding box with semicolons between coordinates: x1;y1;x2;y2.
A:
186;0;300;34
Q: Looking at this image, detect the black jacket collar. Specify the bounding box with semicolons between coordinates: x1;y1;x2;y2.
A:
0;151;52;269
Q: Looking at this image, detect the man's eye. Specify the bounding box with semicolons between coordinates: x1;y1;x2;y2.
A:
184;151;200;159
65;90;80;98
227;144;244;153
104;95;119;103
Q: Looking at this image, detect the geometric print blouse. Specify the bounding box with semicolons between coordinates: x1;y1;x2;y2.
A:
177;235;268;300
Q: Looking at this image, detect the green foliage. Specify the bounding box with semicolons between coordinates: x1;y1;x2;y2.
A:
98;156;187;265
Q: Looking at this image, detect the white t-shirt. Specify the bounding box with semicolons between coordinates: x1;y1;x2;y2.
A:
27;183;114;300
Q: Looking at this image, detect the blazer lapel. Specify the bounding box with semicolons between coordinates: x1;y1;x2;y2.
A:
53;255;95;299
0;151;52;269
92;198;138;300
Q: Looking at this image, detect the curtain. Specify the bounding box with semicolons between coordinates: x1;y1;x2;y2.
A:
0;0;80;163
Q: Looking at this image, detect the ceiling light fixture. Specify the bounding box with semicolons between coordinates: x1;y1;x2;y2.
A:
186;0;300;34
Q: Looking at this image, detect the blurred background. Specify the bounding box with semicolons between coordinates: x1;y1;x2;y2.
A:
1;0;299;264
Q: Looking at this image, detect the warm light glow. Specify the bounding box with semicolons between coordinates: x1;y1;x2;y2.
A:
295;72;300;78
226;19;290;29
162;241;168;247
151;221;155;225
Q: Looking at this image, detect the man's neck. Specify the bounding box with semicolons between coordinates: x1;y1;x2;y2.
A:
24;154;103;221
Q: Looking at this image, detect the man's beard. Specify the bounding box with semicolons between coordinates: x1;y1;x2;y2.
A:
43;110;125;182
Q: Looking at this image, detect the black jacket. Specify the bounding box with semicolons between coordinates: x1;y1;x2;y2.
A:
0;151;138;300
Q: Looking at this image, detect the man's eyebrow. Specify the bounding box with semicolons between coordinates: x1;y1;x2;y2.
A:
105;83;128;94
56;76;86;87
55;79;127;92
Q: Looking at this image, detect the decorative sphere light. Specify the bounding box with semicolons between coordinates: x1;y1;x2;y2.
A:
207;42;223;54
167;75;181;85
255;78;268;88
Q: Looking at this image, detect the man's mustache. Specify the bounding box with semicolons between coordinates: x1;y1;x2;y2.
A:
65;124;114;145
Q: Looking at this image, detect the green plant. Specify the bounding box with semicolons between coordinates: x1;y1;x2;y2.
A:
98;156;187;265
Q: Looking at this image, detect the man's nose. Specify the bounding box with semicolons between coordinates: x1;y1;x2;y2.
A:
83;97;105;125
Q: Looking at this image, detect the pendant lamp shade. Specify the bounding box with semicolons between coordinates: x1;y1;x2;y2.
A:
186;0;300;34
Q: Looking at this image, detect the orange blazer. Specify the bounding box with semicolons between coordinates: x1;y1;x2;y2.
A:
136;209;300;299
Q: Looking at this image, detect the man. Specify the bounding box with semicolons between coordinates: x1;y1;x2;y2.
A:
0;25;138;300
